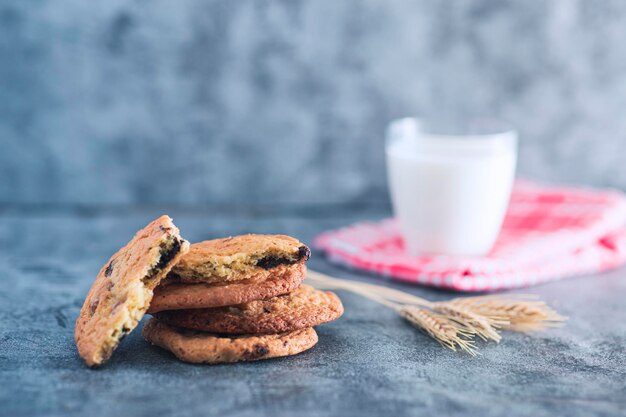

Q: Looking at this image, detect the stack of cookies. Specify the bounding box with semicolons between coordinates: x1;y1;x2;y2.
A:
144;234;343;364
75;216;343;367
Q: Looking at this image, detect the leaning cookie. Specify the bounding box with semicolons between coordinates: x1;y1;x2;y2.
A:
142;318;318;364
147;262;305;313
154;285;343;334
165;234;310;284
75;215;190;367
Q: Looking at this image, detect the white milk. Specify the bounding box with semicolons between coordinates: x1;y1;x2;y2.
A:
386;118;517;256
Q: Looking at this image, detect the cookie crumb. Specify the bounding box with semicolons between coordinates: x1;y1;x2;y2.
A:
105;261;115;277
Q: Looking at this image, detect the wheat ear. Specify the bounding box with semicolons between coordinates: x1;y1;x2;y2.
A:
400;306;478;355
446;297;566;331
433;303;505;343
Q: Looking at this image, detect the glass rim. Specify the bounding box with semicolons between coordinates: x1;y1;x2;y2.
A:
388;116;517;140
386;117;517;156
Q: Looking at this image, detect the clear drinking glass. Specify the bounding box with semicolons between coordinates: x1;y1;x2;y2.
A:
385;117;518;256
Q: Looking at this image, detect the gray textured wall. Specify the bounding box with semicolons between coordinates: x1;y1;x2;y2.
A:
2;0;626;205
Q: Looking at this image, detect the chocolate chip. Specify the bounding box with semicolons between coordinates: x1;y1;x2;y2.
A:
256;256;287;269
155;238;182;271
256;245;311;269
89;299;99;316
112;295;128;312
241;344;270;360
105;260;115;277
118;327;131;341
255;344;269;356
297;245;311;261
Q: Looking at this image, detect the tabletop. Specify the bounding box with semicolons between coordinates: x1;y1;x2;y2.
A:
1;205;625;417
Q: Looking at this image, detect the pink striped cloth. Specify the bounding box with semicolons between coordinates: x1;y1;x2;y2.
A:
314;181;626;291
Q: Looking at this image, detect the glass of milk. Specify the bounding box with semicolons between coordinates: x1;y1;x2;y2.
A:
385;117;517;256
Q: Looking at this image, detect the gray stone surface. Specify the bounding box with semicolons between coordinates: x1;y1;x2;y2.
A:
2;0;626;205
1;209;625;417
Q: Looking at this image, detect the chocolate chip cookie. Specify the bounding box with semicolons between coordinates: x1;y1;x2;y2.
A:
75;215;190;367
165;234;310;284
147;262;305;313
154;285;343;334
142;318;318;364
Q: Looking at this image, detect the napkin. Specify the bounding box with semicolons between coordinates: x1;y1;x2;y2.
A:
314;181;626;291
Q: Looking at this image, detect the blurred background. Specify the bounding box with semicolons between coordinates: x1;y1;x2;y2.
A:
2;0;626;208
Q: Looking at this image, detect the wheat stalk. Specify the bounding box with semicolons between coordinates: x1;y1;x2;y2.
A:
308;270;566;354
307;270;433;307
